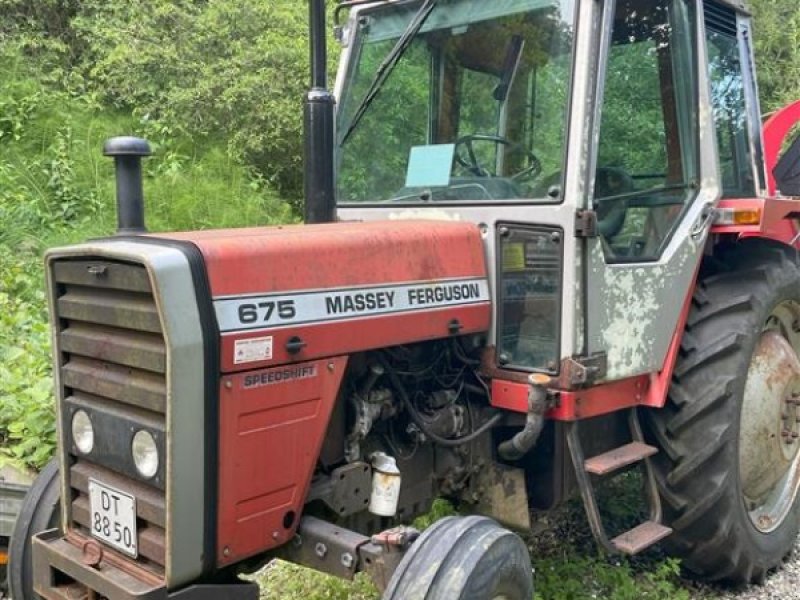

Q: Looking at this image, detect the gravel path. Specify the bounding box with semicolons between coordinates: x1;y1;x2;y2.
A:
691;542;800;599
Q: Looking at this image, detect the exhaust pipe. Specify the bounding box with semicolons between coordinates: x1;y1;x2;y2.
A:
498;374;551;461
304;0;336;224
103;136;151;235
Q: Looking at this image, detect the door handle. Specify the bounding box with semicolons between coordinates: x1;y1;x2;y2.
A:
691;203;714;239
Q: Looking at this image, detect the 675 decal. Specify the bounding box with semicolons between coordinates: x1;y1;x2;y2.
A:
237;300;297;325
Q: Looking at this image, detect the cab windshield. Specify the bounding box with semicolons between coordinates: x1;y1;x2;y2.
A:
337;0;576;205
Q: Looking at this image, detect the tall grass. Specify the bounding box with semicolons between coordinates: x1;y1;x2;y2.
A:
0;47;294;469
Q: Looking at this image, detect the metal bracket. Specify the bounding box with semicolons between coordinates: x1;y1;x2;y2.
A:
279;516;414;593
575;210;599;238
280;516;370;581
561;353;607;388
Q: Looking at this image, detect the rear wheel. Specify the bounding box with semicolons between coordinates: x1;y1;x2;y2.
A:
383;516;532;600
645;244;800;583
9;459;60;600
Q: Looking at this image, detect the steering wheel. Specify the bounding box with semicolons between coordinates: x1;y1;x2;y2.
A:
454;134;542;182
594;167;635;239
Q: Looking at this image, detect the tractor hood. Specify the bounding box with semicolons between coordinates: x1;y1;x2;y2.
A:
161;220;491;372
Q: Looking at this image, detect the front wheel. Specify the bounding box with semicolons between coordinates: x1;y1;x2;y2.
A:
645;244;800;584
8;459;60;600
383;516;533;600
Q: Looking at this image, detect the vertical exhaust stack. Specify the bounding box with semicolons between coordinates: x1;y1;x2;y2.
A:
304;0;337;224
103;136;152;235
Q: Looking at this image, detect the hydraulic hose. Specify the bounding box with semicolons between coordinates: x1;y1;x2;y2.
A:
380;356;502;447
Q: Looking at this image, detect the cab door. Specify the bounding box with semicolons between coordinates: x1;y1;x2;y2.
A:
584;0;719;380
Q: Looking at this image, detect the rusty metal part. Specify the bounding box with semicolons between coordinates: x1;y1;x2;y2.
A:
481;346;609;391
33;529;258;600
357;541;407;593
558;354;608;389
53;261;152;294
60;323;166;374
472;463;530;531
80;540;104;568
307;462;372;517
567;408;671;555
57;285;161;333
64;530;162;587
611;521;672;555
279;516;371;580
279;516;413;591
739;315;800;533
370;526;420;549
584;442;658;476
62;359;166;414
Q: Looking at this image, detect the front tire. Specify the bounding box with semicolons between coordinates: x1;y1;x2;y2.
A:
645;244;800;584
8;459;60;600
383;516;533;600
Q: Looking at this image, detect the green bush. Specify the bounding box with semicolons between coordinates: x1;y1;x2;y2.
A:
0;46;292;469
69;0;326;206
750;0;800;113
0;247;55;468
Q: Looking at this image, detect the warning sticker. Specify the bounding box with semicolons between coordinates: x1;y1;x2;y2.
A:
234;336;273;364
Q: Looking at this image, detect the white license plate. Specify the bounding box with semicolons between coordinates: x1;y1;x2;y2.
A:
88;479;138;558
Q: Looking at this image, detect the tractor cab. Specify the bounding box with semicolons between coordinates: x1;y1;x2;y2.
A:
336;0;764;381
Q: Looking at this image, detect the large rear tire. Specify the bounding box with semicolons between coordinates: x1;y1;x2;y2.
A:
383;516;533;600
645;244;800;584
8;459;60;600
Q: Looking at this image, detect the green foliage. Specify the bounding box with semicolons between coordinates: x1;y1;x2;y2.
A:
0;247;56;469
534;554;689;600
258;562;378;600
0;45;292;468
750;0;800;113
69;0;323;206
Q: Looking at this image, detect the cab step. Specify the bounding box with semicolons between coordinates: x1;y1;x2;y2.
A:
566;408;671;556
584;442;657;475
612;521;672;555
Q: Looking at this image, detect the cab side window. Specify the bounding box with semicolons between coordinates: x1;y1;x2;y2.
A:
705;2;756;197
593;0;699;262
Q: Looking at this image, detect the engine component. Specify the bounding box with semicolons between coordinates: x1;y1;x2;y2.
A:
307;462;372;518
368;453;401;517
498;374;550;461
345;364;392;462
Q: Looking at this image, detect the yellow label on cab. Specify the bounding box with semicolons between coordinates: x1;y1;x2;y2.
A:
503;243;526;272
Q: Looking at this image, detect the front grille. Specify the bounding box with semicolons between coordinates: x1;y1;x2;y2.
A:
52;259;167;575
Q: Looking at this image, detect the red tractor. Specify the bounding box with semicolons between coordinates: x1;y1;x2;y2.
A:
10;0;800;598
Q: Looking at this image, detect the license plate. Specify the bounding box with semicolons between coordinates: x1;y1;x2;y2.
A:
88;479;138;558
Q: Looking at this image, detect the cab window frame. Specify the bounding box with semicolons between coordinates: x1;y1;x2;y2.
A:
590;0;702;265
335;0;580;208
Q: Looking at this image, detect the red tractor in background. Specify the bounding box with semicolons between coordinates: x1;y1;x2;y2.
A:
9;0;800;598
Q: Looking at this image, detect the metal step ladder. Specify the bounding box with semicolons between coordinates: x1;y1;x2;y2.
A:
566;408;672;555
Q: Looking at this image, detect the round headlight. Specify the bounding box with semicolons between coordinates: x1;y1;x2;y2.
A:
71;410;94;454
132;430;159;478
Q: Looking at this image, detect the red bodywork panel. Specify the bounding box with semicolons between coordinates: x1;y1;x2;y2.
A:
216;358;347;566
711;197;800;244
159;220;491;565
764;99;800;197
165;220;491;371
